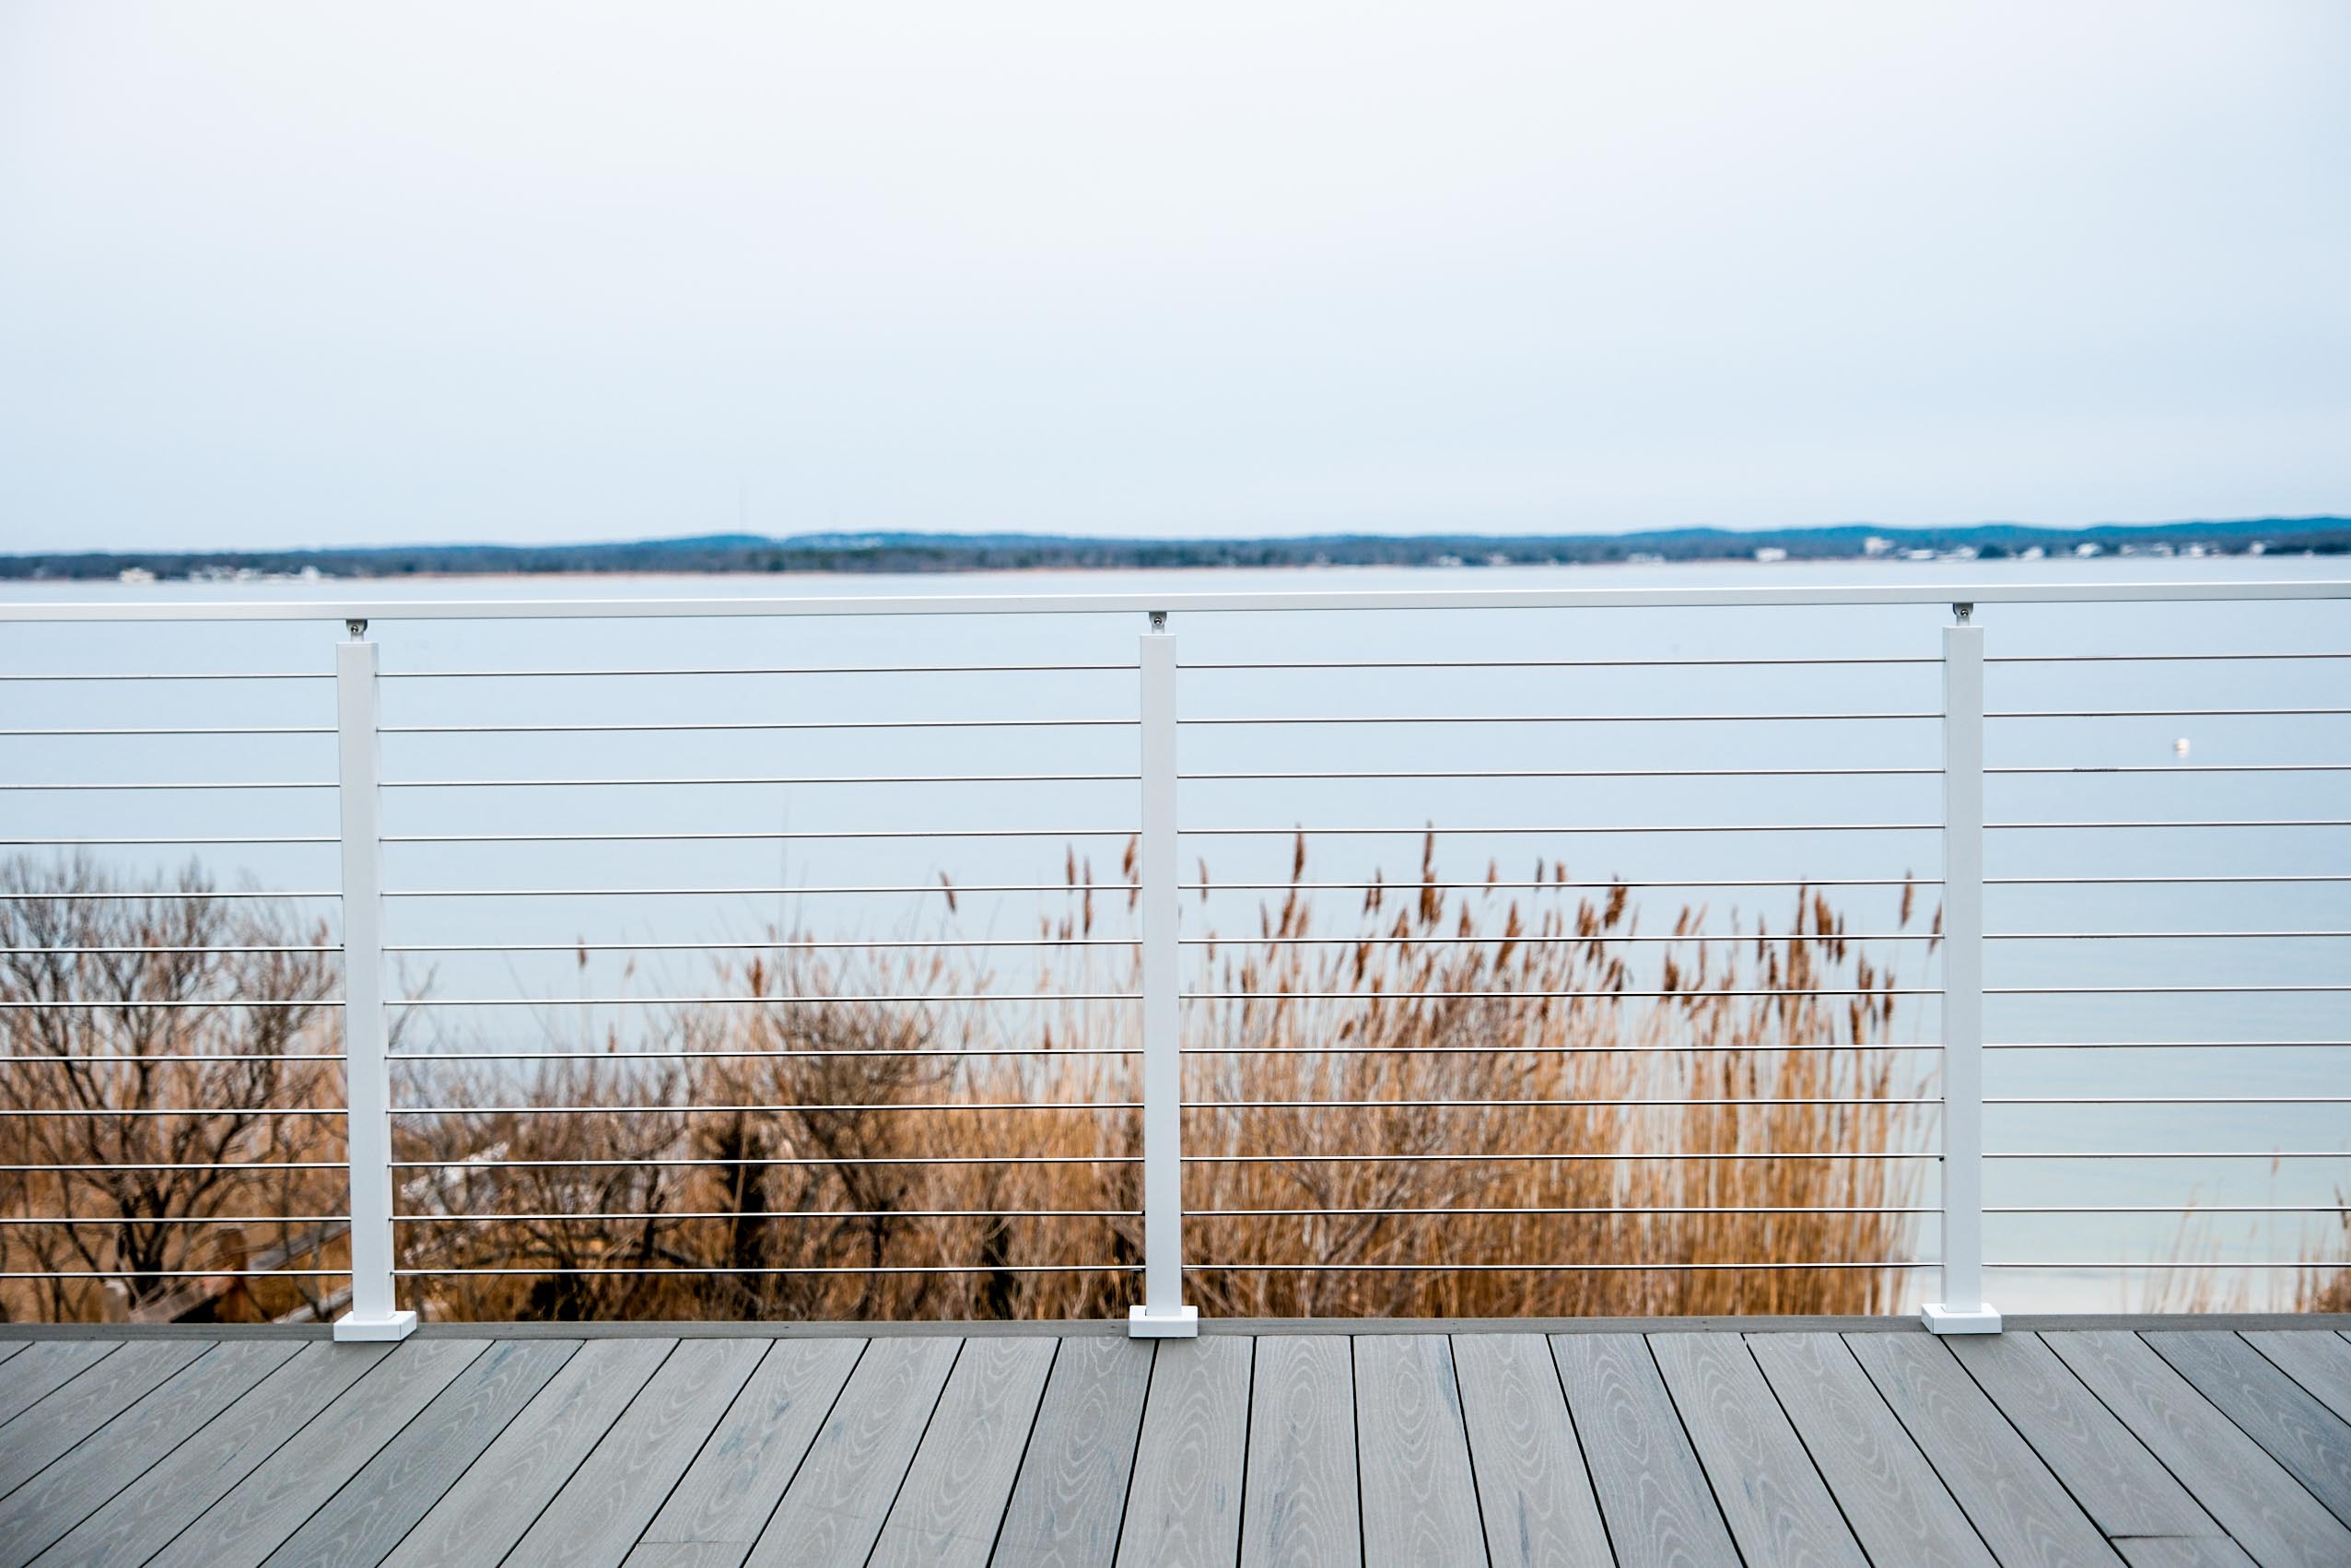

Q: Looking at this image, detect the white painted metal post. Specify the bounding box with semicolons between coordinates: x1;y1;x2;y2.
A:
1130;612;1197;1337
333;625;416;1341
1924;605;1999;1334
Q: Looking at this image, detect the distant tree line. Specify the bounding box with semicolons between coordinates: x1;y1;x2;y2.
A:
5;518;2346;581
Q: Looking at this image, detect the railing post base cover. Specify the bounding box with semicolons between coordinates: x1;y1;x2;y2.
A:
1920;1302;2003;1335
333;1308;419;1342
1129;1304;1200;1339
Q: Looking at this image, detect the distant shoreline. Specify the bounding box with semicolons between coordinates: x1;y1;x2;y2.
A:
6;516;2344;583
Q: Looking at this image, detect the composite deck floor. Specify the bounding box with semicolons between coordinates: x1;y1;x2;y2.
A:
0;1323;2348;1566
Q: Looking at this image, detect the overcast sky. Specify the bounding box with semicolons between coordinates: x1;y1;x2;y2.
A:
2;3;2345;552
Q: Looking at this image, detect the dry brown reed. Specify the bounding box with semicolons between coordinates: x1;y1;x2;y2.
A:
400;833;1933;1323
2299;1203;2351;1312
1;840;1939;1324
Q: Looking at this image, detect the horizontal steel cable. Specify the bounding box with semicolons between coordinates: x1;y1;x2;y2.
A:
0;946;340;954
1987;707;2351;718
0;1053;344;1064
1203;1212;2341;1222
380;827;1138;843
390;1209;1136;1222
1983;1040;2351;1049
380;716;1136;732
1988;763;2351;773
1981;1095;2351;1104
0;1106;342;1117
1180;822;1940;835
0;1000;338;1010
380;937;1135;952
0;670;330;681
0;1268;349;1279
0;725;333;736
1185;1260;1927;1271
0;1160;345;1171
1182;878;1940;891
1178;1045;1934;1055
0;836;337;847
1983;1151;2351;1158
1983;985;2351;994
396;1264;1137;1276
1987;874;2351;884
387;1154;1137;1168
0;780;333;791
386;1047;1135;1060
1176;931;2345;942
381;883;1137;897
392;993;1136;1006
1184;766;1941;779
388;1102;1136;1115
1181;711;1939;724
0;1215;346;1225
0;890;336;900
1182;656;1940;669
1179;988;1937;999
382;772;1139;788
1983;1261;2351;1270
1177;1096;1936;1107
1986;651;2351;661
380;661;1137;677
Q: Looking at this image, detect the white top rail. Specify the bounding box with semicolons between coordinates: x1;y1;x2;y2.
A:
0;579;2346;622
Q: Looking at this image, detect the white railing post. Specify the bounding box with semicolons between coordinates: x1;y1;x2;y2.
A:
1924;603;1999;1334
333;622;416;1341
1130;610;1197;1337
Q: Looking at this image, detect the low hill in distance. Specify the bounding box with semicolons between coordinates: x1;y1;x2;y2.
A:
7;517;2345;582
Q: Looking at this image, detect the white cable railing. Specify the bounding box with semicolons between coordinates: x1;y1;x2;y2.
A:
0;579;2345;1337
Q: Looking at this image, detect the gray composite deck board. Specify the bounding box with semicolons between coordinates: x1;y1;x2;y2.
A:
2241;1330;2351;1426
380;1337;676;1568
1452;1331;1611;1568
0;1342;119;1431
1650;1330;1865;1568
2141;1331;2351;1531
743;1333;962;1568
1354;1334;1484;1567
1550;1332;1739;1568
1238;1334;1359;1568
31;1340;392;1568
146;1338;491;1568
507;1338;767;1568
0;1324;2342;1567
260;1338;581;1568
0;1340;299;1568
622;1548;756;1568
1845;1331;2119;1568
1946;1332;2224;1542
869;1335;1058;1568
991;1335;1155;1568
2042;1330;2351;1568
0;1340;206;1498
1748;1331;1997;1568
637;1338;865;1561
2109;1539;2259;1568
1113;1334;1251;1568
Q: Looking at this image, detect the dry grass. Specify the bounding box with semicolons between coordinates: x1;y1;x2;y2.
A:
402;834;1933;1322
2297;1197;2351;1313
2;839;1937;1323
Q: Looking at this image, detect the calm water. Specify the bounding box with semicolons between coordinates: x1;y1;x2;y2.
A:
3;556;2345;1310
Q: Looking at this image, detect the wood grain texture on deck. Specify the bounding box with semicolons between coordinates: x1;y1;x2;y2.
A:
0;1321;2338;1567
